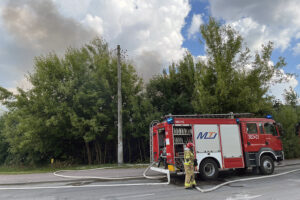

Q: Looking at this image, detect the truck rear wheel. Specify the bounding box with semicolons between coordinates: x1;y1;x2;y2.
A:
199;158;219;180
260;155;274;175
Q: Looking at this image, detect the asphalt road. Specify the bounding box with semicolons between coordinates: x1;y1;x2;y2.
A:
0;164;300;200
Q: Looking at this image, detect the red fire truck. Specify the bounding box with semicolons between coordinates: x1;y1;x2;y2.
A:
150;113;284;180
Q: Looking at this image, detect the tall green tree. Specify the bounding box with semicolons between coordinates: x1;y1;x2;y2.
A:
273;88;300;158
147;52;195;115
192;18;287;114
0;115;8;164
284;87;299;108
0;38;157;165
272;105;300;158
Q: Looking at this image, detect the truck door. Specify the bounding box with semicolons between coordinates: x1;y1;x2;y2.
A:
243;122;266;152
263;122;282;151
152;127;159;162
220;124;244;168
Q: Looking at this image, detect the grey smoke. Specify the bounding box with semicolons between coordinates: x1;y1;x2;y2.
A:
0;0;97;89
1;0;167;88
2;0;96;52
134;50;164;82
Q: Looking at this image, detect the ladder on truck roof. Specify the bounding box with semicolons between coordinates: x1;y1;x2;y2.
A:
164;112;253;119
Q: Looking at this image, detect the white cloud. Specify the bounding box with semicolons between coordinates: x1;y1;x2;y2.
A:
269;70;298;102
83;14;104;35
209;0;300;52
188;14;203;39
208;0;300;101
230;17;290;52
7;77;32;95
293;43;300;55
195;55;207;64
53;0;92;19
78;0;191;80
0;104;6;116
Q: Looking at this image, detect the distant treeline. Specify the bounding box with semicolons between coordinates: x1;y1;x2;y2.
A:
0;18;299;166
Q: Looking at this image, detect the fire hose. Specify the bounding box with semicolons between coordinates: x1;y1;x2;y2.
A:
195;167;300;193
53;162;166;181
53;162;300;193
0;163;169;190
0;163;299;190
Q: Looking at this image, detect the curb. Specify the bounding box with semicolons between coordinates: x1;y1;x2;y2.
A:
276;162;300;168
0;162;300;186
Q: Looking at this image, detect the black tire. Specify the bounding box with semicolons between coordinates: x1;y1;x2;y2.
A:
199;158;219;180
259;155;274;175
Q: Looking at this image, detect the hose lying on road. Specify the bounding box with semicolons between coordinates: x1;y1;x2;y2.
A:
0;163;170;190
53;162;166;181
143;162;167;180
195;168;300;193
2;163;298;191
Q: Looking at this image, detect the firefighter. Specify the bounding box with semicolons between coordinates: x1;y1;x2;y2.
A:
184;142;197;189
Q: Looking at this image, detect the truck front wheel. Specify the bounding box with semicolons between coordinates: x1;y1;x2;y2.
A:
199;158;219;180
260;155;274;175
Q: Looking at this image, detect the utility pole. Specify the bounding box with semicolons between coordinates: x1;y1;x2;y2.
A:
117;45;123;165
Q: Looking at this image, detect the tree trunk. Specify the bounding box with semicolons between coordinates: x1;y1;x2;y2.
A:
95;142;100;164
127;137;131;163
138;139;143;161
85;141;92;165
142;139;146;161
104;143;107;164
96;140;102;164
83;144;86;164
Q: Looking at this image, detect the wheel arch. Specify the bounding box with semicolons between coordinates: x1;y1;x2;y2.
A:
199;157;221;169
257;148;277;166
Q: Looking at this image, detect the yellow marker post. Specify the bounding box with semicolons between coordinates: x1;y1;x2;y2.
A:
168;165;175;172
51;158;54;164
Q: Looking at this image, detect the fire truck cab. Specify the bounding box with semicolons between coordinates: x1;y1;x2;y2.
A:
150;113;284;180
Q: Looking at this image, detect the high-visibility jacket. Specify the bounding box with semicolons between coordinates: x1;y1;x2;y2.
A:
184;149;194;165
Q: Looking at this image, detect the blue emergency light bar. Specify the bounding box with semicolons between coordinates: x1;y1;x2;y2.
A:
167;117;174;124
265;115;273;119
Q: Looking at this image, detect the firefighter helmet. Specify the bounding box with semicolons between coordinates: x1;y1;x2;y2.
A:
186;142;194;149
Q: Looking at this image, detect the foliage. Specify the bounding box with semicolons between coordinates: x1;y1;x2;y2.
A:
0;38;158;165
192;18;286;114
284;87;299;108
272;88;300;158
0;115;8;164
0;16;300;166
147;52;195;115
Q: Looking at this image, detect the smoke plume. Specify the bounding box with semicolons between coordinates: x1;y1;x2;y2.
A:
2;0;96;52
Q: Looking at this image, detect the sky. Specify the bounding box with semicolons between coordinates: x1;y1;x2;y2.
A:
0;0;300;114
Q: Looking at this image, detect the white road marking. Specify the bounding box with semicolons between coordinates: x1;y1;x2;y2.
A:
288;179;300;183
226;194;262;200
118;193;155;199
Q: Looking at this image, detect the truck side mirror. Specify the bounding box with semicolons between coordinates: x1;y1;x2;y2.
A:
276;123;284;137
